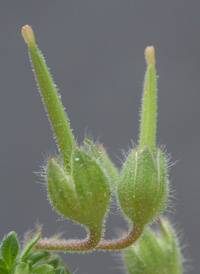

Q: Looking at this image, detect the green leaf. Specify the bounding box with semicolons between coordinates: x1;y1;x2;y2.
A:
13;262;29;274
0;268;8;274
0;258;8;274
31;264;54;274
1;232;19;269
0;258;7;269
20;233;41;261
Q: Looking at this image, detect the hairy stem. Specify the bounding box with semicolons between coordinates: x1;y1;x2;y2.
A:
34;227;102;252
97;223;144;250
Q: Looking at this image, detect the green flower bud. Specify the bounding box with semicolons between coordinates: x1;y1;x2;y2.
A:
46;147;111;229
84;139;119;186
122;218;183;274
117;146;168;225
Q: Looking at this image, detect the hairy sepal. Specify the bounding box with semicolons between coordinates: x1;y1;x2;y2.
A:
117;146;168;225
46;147;111;229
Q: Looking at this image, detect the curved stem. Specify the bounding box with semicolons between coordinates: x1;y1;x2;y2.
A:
34;224;143;252
34;227;101;252
97;223;144;250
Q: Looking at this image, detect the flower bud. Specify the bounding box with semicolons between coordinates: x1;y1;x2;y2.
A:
117;146;168;225
46;147;111;229
123;218;183;274
84;139;119;186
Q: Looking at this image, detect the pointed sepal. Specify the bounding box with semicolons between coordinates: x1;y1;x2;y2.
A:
118;146;168;225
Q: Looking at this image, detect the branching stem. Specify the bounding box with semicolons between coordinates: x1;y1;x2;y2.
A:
97;223;144;250
34;224;143;252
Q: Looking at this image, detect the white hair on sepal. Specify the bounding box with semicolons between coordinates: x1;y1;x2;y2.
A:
113;141;136;218
156;142;179;172
83;127;101;145
33;148;68;195
119;139;136;163
164;184;178;215
154;143;180;217
34;148;58;176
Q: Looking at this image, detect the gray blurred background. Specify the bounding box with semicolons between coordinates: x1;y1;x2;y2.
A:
0;1;199;273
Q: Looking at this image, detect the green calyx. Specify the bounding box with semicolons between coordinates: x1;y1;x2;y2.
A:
123;218;182;274
46;144;111;229
117;146;168;225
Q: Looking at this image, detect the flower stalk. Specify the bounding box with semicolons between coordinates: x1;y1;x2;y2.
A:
34;228;102;252
97;224;144;250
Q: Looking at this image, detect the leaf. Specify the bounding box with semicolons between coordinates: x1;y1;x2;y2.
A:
0;258;7;269
0;268;9;274
20;233;41;261
1;232;19;268
31;264;54;274
0;258;8;274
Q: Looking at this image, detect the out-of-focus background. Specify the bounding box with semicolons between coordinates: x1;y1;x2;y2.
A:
1;1;199;273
